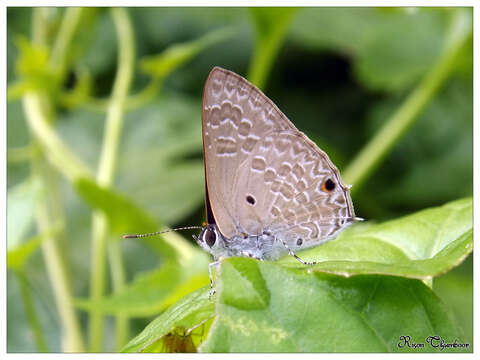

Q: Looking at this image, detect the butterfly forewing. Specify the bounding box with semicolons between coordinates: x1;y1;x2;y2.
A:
202;67;296;237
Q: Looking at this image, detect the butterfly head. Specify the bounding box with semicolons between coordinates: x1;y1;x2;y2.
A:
196;224;228;259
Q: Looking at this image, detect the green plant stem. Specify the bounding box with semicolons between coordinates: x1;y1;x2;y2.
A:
343;9;472;193
247;8;297;89
15;270;49;352
23;101;86;352
108;241;129;350
76;26;235;113
82;77;161;113
32;8;51;46
23;94;92;180
21;8;86;352
35;205;85;352
124;78;161;110
50;7;83;81
88;8;134;352
26;9;92;181
28;154;85;352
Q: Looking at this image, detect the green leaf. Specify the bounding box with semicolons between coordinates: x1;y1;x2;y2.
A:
140;27;234;79
130;162;205;225
10;35;59;97
73;176;183;260
280;198;472;279
7;177;44;250
74;177;158;236
201;259;469;352
15;35;50;77
118;94;205;224
122;287;215;352
75;246;210;317
58;93;206;225
291;8;454;92
7;234;43;270
7;79;32;101
434;254;473;345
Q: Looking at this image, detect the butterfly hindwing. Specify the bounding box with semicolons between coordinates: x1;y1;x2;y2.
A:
233;130;354;249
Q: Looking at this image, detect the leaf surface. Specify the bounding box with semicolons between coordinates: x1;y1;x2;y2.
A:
201;259;469;352
122;287;214;352
280;198;472;279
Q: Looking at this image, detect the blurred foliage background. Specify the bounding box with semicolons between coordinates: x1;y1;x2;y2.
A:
7;7;472;352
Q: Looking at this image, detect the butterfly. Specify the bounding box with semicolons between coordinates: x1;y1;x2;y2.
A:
194;67;361;293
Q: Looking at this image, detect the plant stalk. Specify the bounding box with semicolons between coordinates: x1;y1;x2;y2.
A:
108;241;129;350
16;270;49;352
23;94;92;180
343;9;472;193
247;8;297;89
50;7;83;81
88;8;135;352
28;154;86;352
21;7;86;352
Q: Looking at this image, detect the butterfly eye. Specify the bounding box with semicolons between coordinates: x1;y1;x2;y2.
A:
322;178;336;192
204;228;217;247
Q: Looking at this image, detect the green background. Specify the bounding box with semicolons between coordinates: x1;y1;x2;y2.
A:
7;7;472;352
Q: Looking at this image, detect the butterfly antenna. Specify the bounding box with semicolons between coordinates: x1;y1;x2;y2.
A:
123;226;204;239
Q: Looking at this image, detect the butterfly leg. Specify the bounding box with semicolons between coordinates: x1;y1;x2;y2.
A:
240;251;263;261
208;260;220;299
279;238;317;266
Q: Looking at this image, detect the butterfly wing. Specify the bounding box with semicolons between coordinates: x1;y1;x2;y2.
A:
202;67;296;237
202;67;355;247
233;130;356;251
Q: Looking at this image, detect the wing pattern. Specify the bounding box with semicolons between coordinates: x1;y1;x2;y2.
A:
202;67;355;248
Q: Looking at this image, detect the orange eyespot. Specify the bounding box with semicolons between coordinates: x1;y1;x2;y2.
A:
322;178;336;192
202;221;207;227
